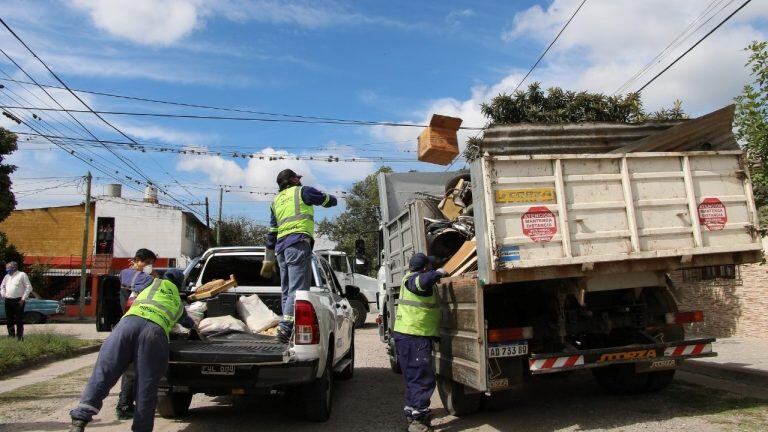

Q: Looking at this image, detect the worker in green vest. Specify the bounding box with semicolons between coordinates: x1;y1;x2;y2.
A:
261;169;337;343
69;269;195;432
393;253;446;432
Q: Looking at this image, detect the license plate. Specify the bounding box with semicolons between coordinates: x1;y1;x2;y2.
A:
201;364;235;375
488;342;528;358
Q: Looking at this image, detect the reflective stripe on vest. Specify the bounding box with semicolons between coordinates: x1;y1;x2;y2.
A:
393;272;441;337
273;186;314;239
125;278;183;336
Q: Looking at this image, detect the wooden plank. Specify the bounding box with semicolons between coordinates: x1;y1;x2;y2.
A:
441;308;478;332
453;256;478;275
439;333;480;363
436;278;480;303
442;240;476;275
434;352;484;390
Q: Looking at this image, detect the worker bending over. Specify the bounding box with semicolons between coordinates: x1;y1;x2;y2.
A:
69;269;194;432
394;253;445;432
262;169;337;344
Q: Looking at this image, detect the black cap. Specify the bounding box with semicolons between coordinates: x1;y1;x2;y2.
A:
276;169;302;189
164;269;185;289
409;253;436;271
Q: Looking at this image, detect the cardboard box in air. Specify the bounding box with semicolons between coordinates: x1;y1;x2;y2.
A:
418;114;462;165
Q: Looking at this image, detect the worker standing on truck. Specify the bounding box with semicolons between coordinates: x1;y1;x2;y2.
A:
261;169;337;344
115;248;157;421
393;253;445;432
69;269;195;432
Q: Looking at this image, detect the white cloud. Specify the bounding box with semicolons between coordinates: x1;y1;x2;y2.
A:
70;0;200;46
446;9;475;26
375;0;768;150
66;0;411;46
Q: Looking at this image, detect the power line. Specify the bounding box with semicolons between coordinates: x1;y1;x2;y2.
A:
0;18;203;218
636;0;752;93
0;76;484;130
513;0;588;93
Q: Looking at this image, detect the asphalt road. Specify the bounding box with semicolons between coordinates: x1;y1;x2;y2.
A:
2;317;768;431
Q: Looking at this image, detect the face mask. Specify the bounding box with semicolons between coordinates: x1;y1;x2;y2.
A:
5;269;12;275
143;265;153;275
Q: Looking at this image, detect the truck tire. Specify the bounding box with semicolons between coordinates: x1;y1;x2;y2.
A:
389;341;402;374
156;392;192;418
349;299;367;328
336;332;355;380
302;348;333;422
437;377;481;416
482;390;517;412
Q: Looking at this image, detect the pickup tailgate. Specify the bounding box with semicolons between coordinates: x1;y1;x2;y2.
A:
170;334;288;364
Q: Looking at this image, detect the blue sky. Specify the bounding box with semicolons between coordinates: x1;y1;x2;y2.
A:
1;0;767;225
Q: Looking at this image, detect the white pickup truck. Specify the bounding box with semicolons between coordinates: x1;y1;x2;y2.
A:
157;246;355;422
316;250;380;328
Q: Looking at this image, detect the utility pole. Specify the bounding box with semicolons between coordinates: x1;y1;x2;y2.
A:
217;187;223;245
204;196;210;228
79;172;92;320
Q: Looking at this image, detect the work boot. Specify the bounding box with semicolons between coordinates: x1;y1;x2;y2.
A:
407;418;433;432
115;405;134;420
276;327;291;344
69;419;87;432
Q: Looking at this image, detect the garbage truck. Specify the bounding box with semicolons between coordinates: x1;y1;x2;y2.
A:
377;107;763;414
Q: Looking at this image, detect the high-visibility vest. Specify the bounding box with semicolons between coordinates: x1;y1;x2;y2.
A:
393;272;441;337
272;186;315;239
124;278;184;338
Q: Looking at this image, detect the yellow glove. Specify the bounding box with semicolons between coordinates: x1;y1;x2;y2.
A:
261;249;276;278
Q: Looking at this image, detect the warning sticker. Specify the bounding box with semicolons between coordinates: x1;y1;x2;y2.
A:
500;245;521;262
496;187;556;204
521;206;558;243
698;198;727;231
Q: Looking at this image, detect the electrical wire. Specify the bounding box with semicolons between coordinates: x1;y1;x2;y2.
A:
636;0;752;93
513;0;588;93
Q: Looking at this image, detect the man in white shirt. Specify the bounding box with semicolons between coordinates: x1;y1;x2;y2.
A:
0;261;33;341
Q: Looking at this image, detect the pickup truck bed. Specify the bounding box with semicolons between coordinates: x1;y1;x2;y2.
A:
170;332;287;364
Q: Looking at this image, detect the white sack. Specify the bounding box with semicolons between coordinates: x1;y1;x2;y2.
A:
236;294;281;333
198;315;248;334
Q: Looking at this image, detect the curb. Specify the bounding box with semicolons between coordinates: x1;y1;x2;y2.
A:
0;343;102;378
679;360;768;388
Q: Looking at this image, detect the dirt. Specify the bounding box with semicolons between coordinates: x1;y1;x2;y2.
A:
1;316;768;431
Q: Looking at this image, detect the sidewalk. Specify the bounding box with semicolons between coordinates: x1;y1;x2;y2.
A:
681;337;768;387
0;351;99;394
24;321;109;341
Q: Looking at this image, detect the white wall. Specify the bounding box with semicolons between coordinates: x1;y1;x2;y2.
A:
94;197;184;264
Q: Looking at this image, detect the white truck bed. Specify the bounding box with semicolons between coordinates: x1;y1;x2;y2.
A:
471;151;763;284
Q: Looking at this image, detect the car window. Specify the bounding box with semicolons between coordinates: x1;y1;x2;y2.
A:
318;258;342;295
314;257;329;288
329;255;349;273
199;255;280;287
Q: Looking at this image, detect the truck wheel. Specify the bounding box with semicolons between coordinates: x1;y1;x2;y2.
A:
645;369;676;392
156;392;192;418
592;364;650;395
349;299;367;328
389;341;402;374
437;377;482;416
302;350;333;422
336;332;355;380
482;390;517;412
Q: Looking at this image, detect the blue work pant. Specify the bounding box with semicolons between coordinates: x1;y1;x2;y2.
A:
70;316;169;432
276;240;312;333
394;332;436;420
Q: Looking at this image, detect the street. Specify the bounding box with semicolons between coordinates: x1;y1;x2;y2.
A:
2;317;768;432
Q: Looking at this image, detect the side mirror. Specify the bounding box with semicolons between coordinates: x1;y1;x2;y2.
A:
344;285;360;298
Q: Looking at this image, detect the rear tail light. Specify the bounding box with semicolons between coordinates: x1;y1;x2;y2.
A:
295;300;320;345
488;326;534;343
666;311;704;324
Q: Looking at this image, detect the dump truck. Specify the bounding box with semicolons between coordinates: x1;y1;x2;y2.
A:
377;111;762;414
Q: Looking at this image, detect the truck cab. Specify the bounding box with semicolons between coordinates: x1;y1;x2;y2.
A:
315;249;379;327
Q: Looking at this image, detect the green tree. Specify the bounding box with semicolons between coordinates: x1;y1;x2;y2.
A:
735;41;768;224
317;166;392;276
0;128;17;222
215;216;270;247
0;232;23;266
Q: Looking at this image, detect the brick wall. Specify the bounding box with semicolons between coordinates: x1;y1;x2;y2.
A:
670;263;768;339
0;204;95;258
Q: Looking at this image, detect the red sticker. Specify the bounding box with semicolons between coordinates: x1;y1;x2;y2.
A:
697;198;727;231
522;206;558;243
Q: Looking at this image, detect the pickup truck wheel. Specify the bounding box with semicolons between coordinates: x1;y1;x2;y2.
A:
349;299;367;328
156;392;192;418
437;377;481;416
22;312;44;324
302;351;333;422
335;332;355;380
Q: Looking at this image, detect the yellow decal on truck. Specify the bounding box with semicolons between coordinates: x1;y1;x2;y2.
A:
599;349;657;362
495;188;556;204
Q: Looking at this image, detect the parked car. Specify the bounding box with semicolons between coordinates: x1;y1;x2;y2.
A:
156;246;355;422
0;297;66;324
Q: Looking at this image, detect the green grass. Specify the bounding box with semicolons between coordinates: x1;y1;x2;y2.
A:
0;332;99;376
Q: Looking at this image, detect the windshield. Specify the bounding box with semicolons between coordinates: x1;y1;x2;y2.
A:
328;254;349;273
199;255;280;287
